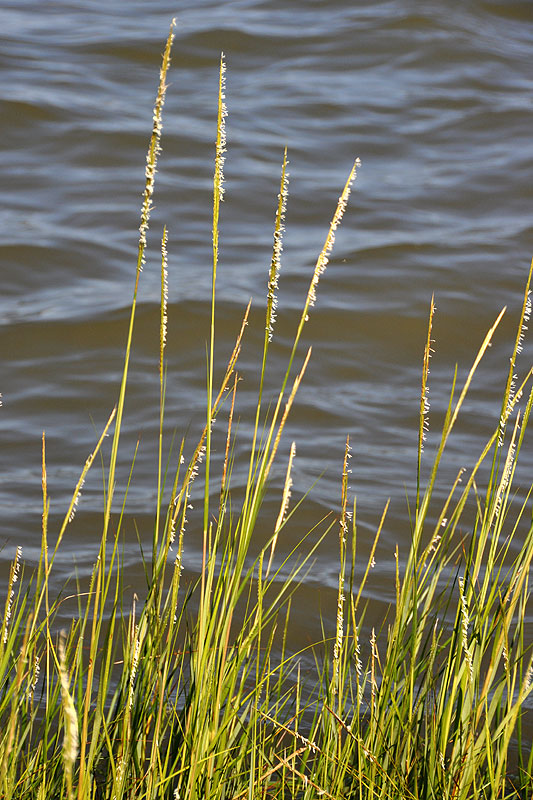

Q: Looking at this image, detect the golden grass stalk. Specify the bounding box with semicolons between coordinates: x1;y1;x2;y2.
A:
57;632;79;800
266;147;289;343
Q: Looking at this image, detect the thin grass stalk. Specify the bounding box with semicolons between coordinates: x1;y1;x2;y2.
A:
266;148;289;347
497;256;533;447
282;157;361;385
101;20;175;575
333;436;350;702
74;31;178;781
105;19;175;530
154;227;169;565
220;373;238;504
432;311;504;485
36;433;49;612
265;440;296;578
204;53;227;540
169;302;250;545
416;294;435;517
242;152;289;519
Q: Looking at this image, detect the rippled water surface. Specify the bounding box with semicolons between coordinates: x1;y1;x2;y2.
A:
1;1;533;645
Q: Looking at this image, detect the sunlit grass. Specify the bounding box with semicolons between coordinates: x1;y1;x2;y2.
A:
1;20;533;799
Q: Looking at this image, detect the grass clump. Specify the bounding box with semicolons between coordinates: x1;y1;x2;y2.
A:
2;20;533;800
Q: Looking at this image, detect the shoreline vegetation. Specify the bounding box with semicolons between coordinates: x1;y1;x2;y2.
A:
2;20;533;799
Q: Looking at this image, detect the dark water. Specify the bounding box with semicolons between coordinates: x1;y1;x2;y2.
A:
1;1;533;653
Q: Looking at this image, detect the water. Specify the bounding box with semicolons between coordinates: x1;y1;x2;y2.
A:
1;1;532;650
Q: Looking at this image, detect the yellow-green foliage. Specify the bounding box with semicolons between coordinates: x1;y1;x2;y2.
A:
1;20;533;800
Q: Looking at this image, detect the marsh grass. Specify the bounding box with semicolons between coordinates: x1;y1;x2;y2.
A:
2;20;533;799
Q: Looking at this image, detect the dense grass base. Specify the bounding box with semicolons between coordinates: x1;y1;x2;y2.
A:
2;21;533;800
